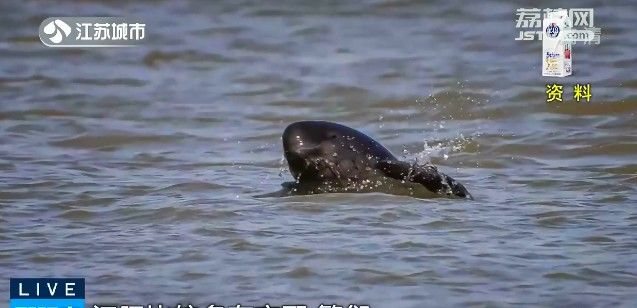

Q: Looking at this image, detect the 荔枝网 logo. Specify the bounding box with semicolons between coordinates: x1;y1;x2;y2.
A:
546;22;560;38
515;8;601;44
39;17;146;47
10;278;85;308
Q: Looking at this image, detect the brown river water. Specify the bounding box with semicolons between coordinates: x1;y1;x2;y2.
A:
1;0;636;307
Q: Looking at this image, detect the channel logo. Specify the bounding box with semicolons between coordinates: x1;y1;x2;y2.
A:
10;278;85;308
38;17;146;47
42;19;72;44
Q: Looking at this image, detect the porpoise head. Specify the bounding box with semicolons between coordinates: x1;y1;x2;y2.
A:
282;121;395;183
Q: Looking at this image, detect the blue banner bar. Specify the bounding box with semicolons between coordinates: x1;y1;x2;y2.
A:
10;299;85;308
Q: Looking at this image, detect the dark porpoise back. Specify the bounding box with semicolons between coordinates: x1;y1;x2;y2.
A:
277;120;472;199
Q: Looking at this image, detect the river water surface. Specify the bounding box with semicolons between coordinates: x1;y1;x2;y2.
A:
1;0;636;307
